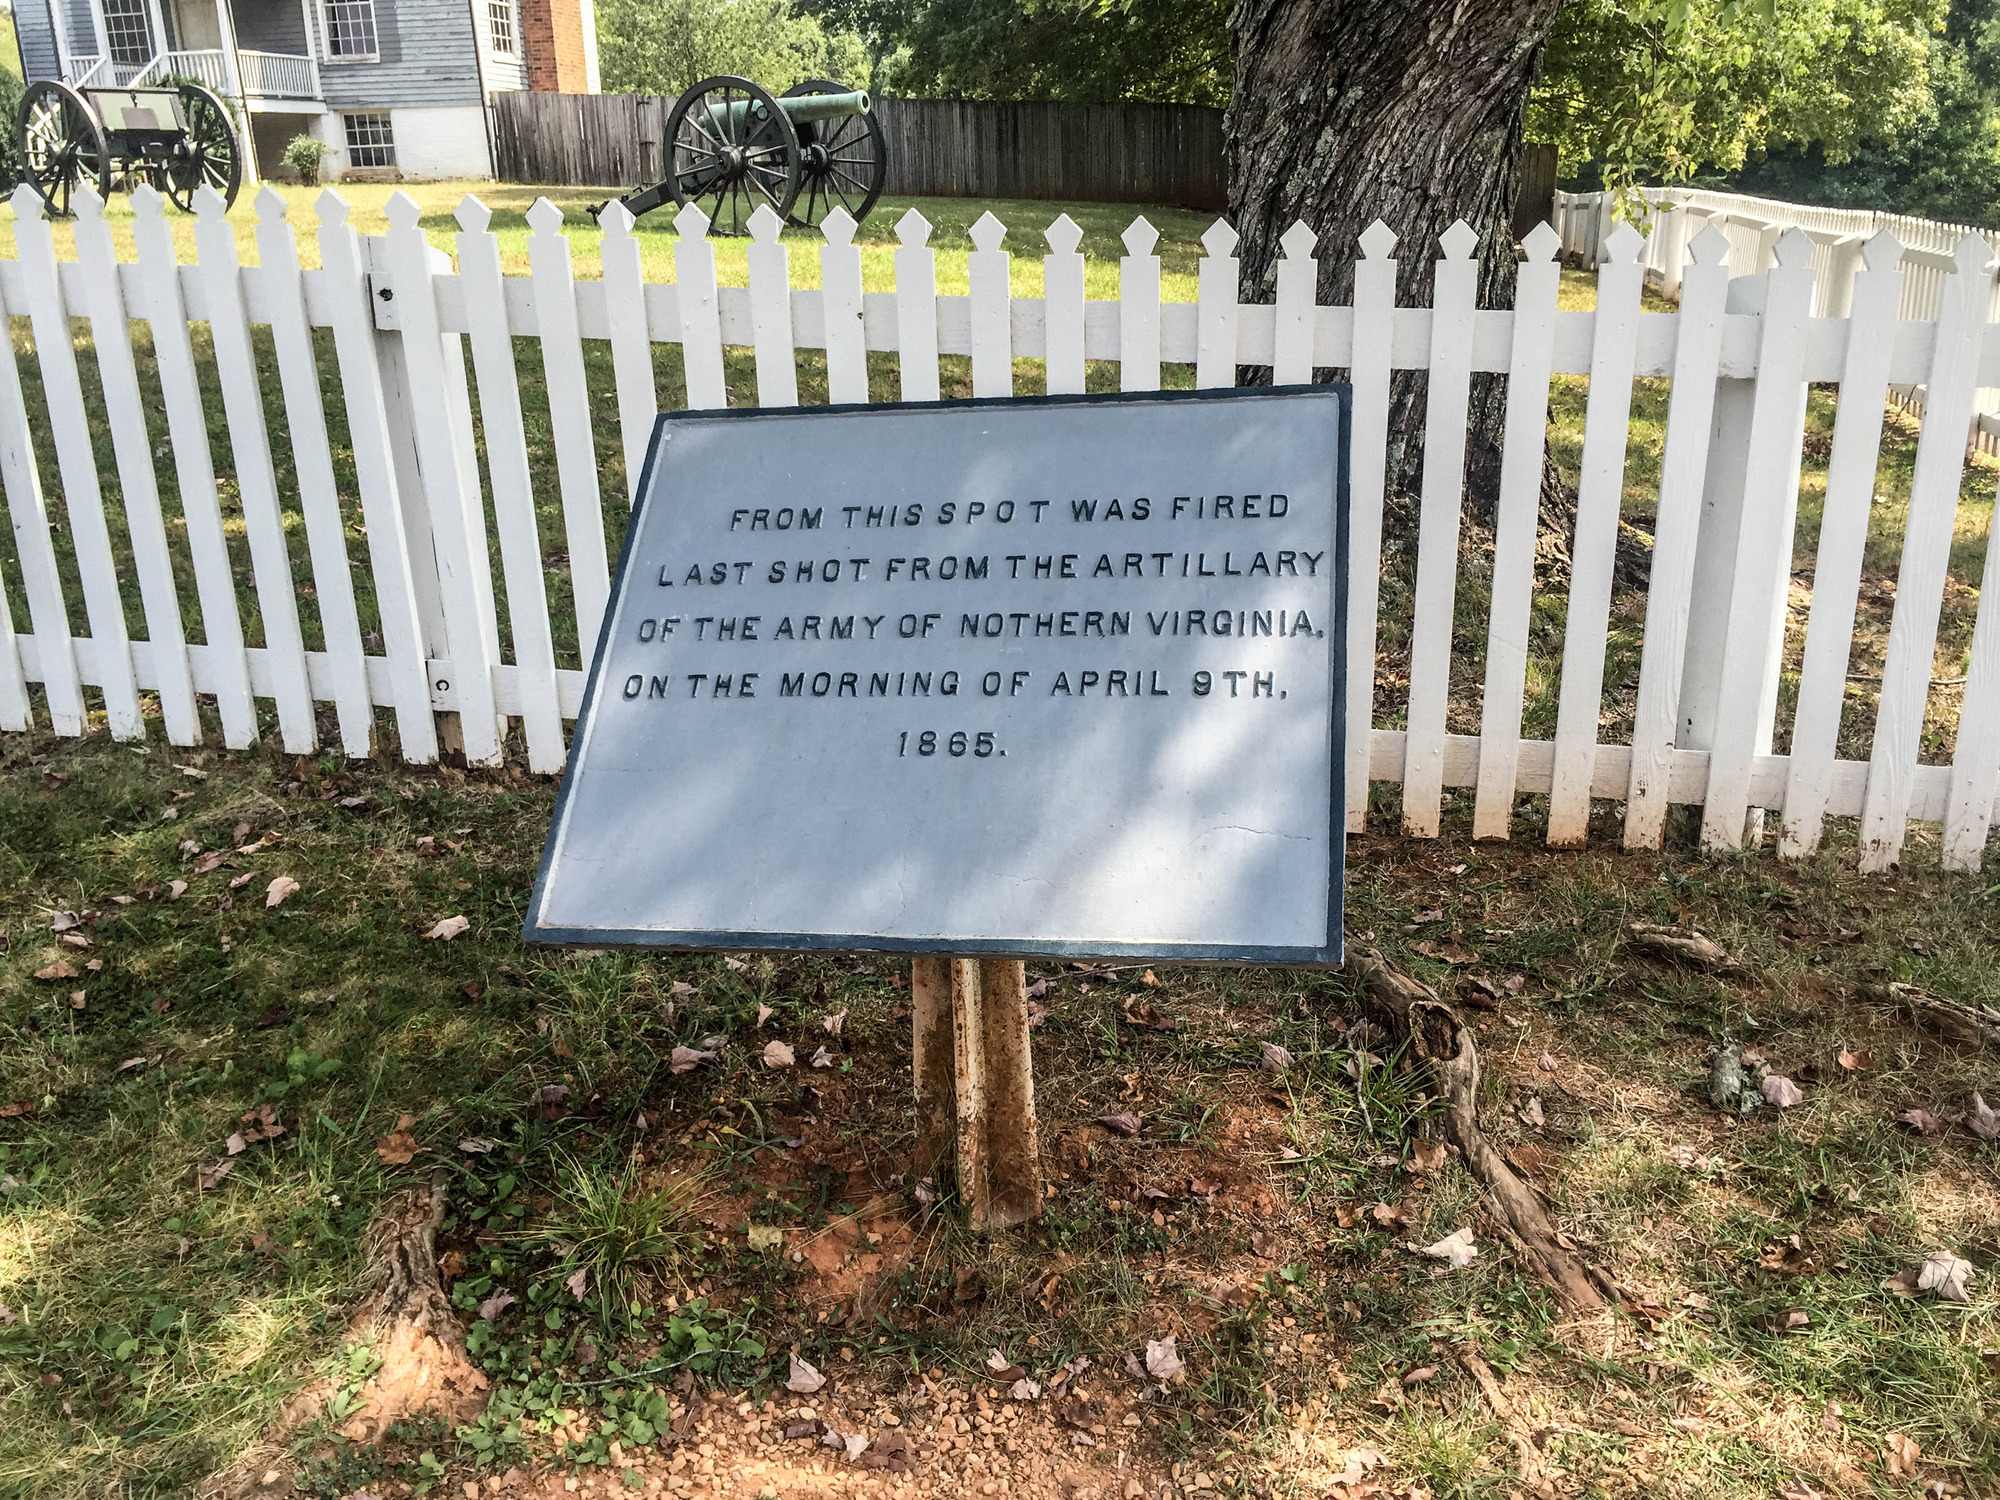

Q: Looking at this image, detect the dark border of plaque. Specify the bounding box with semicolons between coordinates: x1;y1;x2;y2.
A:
524;385;1351;966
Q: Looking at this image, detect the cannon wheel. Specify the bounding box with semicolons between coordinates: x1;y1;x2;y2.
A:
161;83;242;212
782;78;886;229
18;80;110;219
665;75;800;237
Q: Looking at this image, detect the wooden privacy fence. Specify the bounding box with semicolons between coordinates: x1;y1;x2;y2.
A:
1;184;1998;876
491;92;1229;209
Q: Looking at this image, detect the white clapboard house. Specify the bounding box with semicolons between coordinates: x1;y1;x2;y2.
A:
10;0;598;180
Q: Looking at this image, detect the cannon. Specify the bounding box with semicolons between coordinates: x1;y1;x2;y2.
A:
18;79;241;218
590;75;887;237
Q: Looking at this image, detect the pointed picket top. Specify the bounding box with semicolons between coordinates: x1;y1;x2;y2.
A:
1688;222;1731;266
673;200;710;239
748;201;783;244
1121;215;1159;258
1602;220;1644;264
315;187;352;226
969;210;1006;254
1522;221;1559;263
1358;219;1397;259
1439;218;1478;261
1772;226;1814;269
1044;213;1083;257
254;183;289;224
597;197;634;239
9;182;44;220
193;184;229;222
131;180;166;220
1279;220;1317;261
1862;227;1903;273
74;182;105;222
454;193;492;234
1200;217;1238;257
1951;230;1991;275
525;195;565;236
895;206;932;247
383;189;422;232
820;204;856;248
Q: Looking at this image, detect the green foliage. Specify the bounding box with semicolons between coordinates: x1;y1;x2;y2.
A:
0;63;22;190
1531;0;1943;193
1727;0;2000;223
595;0;868;97
283;133;334;186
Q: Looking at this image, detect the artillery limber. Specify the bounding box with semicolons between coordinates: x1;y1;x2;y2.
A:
18;78;241;218
591;75;886;237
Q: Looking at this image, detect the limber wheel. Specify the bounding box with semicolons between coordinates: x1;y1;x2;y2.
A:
665;74;800;236
18;79;109;219
782;78;886;230
165;83;241;211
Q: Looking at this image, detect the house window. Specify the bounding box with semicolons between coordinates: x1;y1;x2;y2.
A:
342;111;396;168
322;0;380;60
103;0;155;67
488;0;515;55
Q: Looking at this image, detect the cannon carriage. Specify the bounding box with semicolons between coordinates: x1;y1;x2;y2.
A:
591;75;887;237
17;78;242;218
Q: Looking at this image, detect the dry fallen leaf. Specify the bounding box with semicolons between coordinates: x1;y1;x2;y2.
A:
264;876;300;909
0;1101;34;1118
424;914;470;941
1762;1075;1804;1109
1519;1094;1546;1128
1415;1226;1478;1269
564;1267;588;1300
1538;1051;1559;1073
1779;1478;1825;1500
1259;1041;1293;1076
786;1354;826;1394
670;981;697;997
811;1046;836;1068
458;1137;496;1154
1407;1140;1448;1174
198;1158;234;1190
33;962;78;981
670;1045;718;1074
1401;1364;1440;1387
755;1004;773;1027
1883;1432;1920;1479
1916;1251;1975;1305
822;1009;847;1036
1095;1112;1143;1137
1143;1336;1183;1383
224;1132;247;1157
763;1040;796;1069
1838;1047;1874;1072
375;1130;418;1165
1897;1107;1944;1136
476;1289;516;1321
1966;1093;1998;1142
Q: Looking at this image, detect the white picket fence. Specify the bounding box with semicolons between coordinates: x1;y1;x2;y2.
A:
1557;185;2000;452
2;181;1998;874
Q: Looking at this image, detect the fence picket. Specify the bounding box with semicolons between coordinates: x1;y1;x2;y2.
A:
1700;230;1819;849
598;200;657;501
383;190;502;764
456;195;565;774
312;190;436;762
819;208;868;403
131;185;255;746
1860;233;1994;871
1547;221;1645;845
673;203;728;409
1400;222;1481;836
1345;221;1397;831
968;211;1013;398
192;186;316;750
1780;231;1904;857
1119;216;1161;391
1273;222;1317;386
895;209;941;402
252;187;374;756
73;187;198;745
527;196;613;658
746;204;800;408
1044;215;1086;395
1946;519;2000;869
1623;224;1733;848
12;183;143;739
1472;223;1561;839
1194;220;1239;389
0;191;80;734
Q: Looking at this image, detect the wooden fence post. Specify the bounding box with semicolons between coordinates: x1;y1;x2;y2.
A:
911;956;1043;1232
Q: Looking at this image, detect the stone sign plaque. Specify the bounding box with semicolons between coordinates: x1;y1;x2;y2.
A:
525;387;1349;963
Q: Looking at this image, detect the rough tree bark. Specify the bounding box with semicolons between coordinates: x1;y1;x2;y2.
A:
1225;0;1563;508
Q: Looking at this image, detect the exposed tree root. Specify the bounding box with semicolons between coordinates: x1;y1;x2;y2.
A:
1342;941;1608;1316
1863;981;2000;1051
1624;921;1743;974
339;1175;489;1444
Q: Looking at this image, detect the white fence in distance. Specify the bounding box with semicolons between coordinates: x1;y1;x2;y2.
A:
1;182;1997;875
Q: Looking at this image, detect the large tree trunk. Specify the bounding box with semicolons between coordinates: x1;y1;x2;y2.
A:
1225;0;1562;510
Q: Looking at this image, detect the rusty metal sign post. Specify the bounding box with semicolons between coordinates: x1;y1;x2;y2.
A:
913;958;1043;1229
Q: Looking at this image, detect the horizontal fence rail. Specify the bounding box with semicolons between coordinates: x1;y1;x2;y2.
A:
1;183;1997;875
